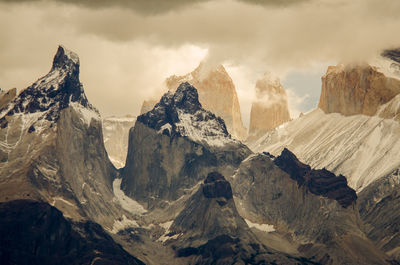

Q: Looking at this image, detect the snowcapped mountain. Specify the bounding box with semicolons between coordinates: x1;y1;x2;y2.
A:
0;45;131;231
2;45;400;265
121;82;251;207
140;62;247;140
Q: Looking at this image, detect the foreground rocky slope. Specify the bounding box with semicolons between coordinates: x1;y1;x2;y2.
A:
230;150;389;265
140;62;247;140
122;82;251;208
166;172;316;265
358;168;400;261
0;200;144;265
248;73;291;140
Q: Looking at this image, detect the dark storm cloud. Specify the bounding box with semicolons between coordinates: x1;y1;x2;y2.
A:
1;0;400;122
0;0;311;15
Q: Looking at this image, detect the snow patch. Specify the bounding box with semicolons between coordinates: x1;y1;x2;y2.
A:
113;178;147;215
110;215;139;234
370;56;400;80
158;123;172;135
175;110;237;147
157;220;182;243
70;102;100;126
245;219;275;233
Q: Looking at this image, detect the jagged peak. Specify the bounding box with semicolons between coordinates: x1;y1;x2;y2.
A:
51;45;80;72
137;82;240;147
0;46;96;130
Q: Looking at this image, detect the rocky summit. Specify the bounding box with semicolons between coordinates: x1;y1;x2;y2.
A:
141;62;247;140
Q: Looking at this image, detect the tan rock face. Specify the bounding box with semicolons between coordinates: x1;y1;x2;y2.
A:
248;73;290;140
0;88;16;110
140;63;247;140
319;63;400;116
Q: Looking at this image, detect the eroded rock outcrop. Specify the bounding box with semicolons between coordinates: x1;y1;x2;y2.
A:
319;63;400;116
248;73;291;140
122;82;251;208
140;62;247;140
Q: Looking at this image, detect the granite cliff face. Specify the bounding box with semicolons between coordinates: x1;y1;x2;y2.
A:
230;150;389;265
121;82;251;208
102;115;136;168
248;73;291;140
319;63;400;116
141;62;247;140
0;46;126;230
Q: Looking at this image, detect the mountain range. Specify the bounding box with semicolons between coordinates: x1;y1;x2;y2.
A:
1;45;400;265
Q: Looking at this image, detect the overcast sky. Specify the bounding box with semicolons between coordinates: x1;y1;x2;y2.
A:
1;0;400;126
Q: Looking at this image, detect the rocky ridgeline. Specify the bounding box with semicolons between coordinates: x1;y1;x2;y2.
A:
274;148;357;208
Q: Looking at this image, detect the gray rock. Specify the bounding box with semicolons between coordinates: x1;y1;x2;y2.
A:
358;168;400;262
230;152;390;265
121;83;251;208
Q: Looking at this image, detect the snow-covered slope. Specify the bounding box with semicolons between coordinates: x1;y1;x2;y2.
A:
251;108;400;191
103;116;136;168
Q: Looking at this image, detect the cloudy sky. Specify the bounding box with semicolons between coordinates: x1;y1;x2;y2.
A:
1;0;400;126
